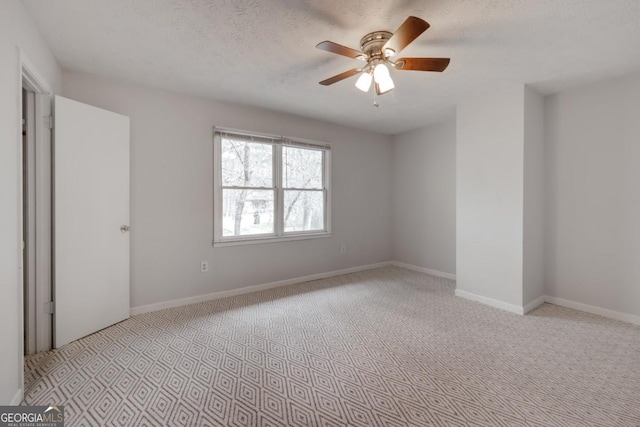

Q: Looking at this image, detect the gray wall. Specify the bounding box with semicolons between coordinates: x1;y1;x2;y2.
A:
386;74;640;320
544;72;640;317
62;70;393;309
391;118;456;275
523;87;545;307
0;1;60;404
456;86;525;308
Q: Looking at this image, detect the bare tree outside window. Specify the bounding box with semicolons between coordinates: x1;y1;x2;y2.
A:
214;129;330;244
221;136;274;237
283;146;324;232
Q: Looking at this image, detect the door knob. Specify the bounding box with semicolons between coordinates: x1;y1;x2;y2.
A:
120;225;130;233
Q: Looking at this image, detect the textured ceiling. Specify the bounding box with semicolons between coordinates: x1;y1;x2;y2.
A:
22;0;640;134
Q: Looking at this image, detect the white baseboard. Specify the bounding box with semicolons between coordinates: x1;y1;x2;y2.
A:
545;296;640;326
523;295;545;314
390;261;456;281
454;289;525;315
10;388;22;405
130;261;392;316
129;259;640;327
453;289;640;325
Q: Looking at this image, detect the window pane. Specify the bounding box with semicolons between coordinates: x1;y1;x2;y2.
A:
221;137;273;187
283;146;323;189
284;190;324;232
222;189;274;236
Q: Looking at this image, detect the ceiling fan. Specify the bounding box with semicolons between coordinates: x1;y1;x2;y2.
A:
316;16;450;96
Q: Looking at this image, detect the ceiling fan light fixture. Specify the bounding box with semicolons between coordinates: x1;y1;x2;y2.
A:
373;63;390;83
355;72;373;92
373;62;390;83
373;63;394;94
376;77;395;95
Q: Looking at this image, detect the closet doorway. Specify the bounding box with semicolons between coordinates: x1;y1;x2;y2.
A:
20;54;53;356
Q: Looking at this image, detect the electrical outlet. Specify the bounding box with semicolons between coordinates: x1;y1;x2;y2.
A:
201;261;209;272
340;245;346;254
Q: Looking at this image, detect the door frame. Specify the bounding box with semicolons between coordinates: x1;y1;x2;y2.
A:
23;89;36;355
16;48;54;402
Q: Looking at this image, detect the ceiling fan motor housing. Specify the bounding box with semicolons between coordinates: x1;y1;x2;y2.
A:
360;31;393;59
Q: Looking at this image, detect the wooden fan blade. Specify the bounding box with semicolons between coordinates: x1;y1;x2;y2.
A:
319;68;362;86
383;16;430;55
395;57;450;72
316;41;365;59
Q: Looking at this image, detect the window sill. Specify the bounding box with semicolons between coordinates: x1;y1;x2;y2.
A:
213;232;332;248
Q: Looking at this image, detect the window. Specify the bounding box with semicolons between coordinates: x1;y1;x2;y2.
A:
213;128;331;246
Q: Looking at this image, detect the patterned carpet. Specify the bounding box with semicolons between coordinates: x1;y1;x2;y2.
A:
24;267;640;426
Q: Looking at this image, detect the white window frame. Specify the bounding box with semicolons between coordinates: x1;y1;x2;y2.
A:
213;127;331;247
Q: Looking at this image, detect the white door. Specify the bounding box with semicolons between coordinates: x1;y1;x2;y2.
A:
54;95;130;348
